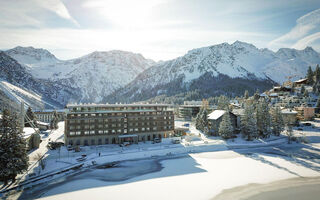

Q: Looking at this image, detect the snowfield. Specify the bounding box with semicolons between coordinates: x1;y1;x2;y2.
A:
2;120;320;200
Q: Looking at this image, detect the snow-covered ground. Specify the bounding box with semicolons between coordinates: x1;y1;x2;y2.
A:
3;119;320;200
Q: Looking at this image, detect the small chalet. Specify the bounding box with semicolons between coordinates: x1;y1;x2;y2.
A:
294;78;308;87
207;110;237;136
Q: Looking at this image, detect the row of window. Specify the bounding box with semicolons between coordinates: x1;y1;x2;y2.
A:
69;111;173;118
72;106;166;112
69;116;173;124
69;126;173;136
69;121;172;129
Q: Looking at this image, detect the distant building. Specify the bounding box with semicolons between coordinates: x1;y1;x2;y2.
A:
65;104;174;146
293;78;308;87
34;109;66;123
294;107;315;121
207;110;237;136
178;105;201;120
23;127;41;150
281;109;298;125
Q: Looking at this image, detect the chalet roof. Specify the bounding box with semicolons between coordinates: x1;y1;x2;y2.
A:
294;78;308;84
281;109;298;115
232;109;245;116
208;110;226;120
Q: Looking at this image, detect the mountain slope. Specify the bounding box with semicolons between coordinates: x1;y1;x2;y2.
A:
5;48;155;103
0;52;80;109
106;41;320;103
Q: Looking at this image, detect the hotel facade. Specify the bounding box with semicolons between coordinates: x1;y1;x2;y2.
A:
64;104;174;146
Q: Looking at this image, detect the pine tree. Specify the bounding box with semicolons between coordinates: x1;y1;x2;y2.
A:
217;95;229;110
25;106;37;127
195;108;209;134
300;85;305;94
0;109;29;185
50;111;59;130
304;89;309;97
253;89;260;101
241;103;258;141
244;90;249;99
307;66;314;85
219;111;234;139
286;125;294;144
314;64;320;83
256;100;272;138
271;106;285;136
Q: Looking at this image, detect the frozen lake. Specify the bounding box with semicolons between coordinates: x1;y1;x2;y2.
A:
16;144;320;200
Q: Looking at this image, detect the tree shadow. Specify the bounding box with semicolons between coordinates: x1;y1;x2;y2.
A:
17;154;206;199
233;143;320;179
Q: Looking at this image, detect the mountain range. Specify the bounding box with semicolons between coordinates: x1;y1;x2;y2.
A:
1;41;320;109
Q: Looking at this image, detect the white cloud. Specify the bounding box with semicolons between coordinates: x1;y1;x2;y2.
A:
0;0;78;28
268;8;320;50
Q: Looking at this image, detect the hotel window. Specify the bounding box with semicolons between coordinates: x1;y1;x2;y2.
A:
98;124;103;128
141;128;145;131
76;131;81;135
70;126;75;130
98;119;103;123
85;125;89;129
112;129;115;133
117;129;121;133
146;127;150;131
98;130;103;134
76;125;81;129
134;128;138;131
112;124;116;127
124;129;127;133
89;119;95;123
90;125;95;129
70;131;75;136
90;130;95;134
153;127;157;131
84;131;89;135
153;117;157;120
104;130;109;134
135;123;138;126
118;123;121;127
129;128;133;132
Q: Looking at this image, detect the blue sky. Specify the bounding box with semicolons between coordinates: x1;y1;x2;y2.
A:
0;0;320;61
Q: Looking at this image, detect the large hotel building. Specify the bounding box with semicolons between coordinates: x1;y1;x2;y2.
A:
65;104;174;146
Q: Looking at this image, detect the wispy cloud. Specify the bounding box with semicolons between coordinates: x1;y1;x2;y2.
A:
268;8;320;50
0;0;78;28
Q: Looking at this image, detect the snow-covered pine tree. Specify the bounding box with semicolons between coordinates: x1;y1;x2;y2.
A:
286;125;294;144
0;109;29;185
219;111;234;139
244;90;249;99
241;103;258;141
271;106;285;136
217;95;229;110
256;100;272;138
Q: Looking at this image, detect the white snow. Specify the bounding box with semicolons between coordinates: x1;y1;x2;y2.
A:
208;110;226;120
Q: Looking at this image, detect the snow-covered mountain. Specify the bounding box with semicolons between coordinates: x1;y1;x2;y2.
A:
0;52;80;109
5;48;155;103
106;41;320;103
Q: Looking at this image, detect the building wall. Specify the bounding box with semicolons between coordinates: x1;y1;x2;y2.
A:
65;105;174;146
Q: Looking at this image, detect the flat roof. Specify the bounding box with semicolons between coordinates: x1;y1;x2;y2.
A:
67;103;171;108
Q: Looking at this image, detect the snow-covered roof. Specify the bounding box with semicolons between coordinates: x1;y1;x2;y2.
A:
260;93;268;97
269;93;278;97
232;109;245;116
23;127;39;139
281;109;298;114
208;110;226;120
37;121;50;126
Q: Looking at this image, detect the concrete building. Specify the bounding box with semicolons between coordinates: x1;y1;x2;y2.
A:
34;109;66;123
281;109;298;126
64;104;174;146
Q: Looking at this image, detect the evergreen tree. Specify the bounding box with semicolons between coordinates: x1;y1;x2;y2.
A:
218;111;234;139
195;108;209;134
316;98;320;108
300;85;305;94
256;100;272;138
241;103;258;141
303;89;309;97
271;106;285;136
286;125;294;144
217;95;229;110
244;90;249;99
50;111;59;130
253;89;260;101
0;109;29;185
314;64;320;83
25;106;37;127
307;66;314;85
